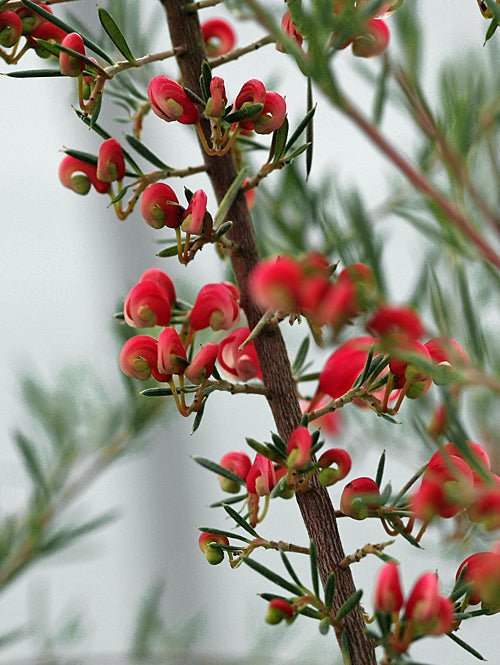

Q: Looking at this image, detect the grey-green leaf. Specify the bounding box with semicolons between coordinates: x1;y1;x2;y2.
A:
98;6;136;62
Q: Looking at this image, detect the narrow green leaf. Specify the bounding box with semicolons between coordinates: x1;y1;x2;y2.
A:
208;493;247;508
335;589;363;621
446;631;486;660
200;60;212;101
140;387;173;397
98;6;136;62
272;117;289;164
14;432;48;497
271;433;287;455
191;398;207;434
124;134;171;170
283;143;309;161
108;183;134;205
324;572;336;611
157;244;181;258
223;503;259;537
243;557;305;596
309;540;320;598
224;103;264;124
280;551;304;588
63;148;97;167
4;69;64;78
306;77;313;179
318;617;330;635
20;0;115;64
485;18;498;43
270;475;288;498
352;344;375;387
216;220;233;239
373;55;389;126
245;437;284;464
213;166;249;229
292;336;310;374
456;262;487;365
0;627;26;649
192;456;245;486
197;526;251;543
375;450;386;488
285;105;316;153
341;628;352;665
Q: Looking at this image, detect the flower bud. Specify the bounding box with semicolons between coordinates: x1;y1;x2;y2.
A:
199;532;229;565
218;450;251;493
205;76;227;118
286;426;312;470
181;189;208;235
352;18;390;58
319;337;376;400
217;327;261;382
340;477;380;519
374;562;404;613
246;454;277;496
265;598;295;624
405;572;440;623
276;10;303;53
366;304;425;340
59;32;85;77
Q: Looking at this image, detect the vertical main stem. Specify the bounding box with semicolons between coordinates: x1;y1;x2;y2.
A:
158;2;376;662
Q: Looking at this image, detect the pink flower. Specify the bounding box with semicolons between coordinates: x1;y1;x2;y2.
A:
181;189;208;235
374;562;404;613
246;454;277;496
317;448;352;485
157;327;187;375
217;327;261;382
119;335;170;382
0;11;23;48
352;18;390;58
201;17;236;57
184;343;219;384
124;280;172;328
252;91;287;135
59;32;85;77
58;155;110;195
189;282;240;331
140;183;183;229
286;426;312;469
96;138;126;182
148;75;200;124
340;477;380;519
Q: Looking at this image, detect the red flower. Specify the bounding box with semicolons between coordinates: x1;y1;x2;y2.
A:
286;426;312;469
139;268;176;305
276;10;303;53
158;327;187;375
96;138;126;182
16;4;52;34
246;453;277;496
201;17;236;57
205;76;227;118
199;531;229;565
0;11;23;48
140;183;183;230
58;155;110;195
148;75;200;124
252;91;287;135
318;336;376;400
124;280;172;328
185;343;219;385
119;335;170;382
218;450;251;493
250;255;302;313
217;327;261;382
28;21;67;55
317;448;351;486
366;304;425;340
266;598;295;624
181;189;208;235
189;282;240;331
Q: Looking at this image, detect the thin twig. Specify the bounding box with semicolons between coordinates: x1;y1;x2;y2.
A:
209;34;275;69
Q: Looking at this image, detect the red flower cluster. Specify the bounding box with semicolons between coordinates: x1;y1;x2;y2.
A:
411;441;500;530
374;563;454;653
59;139;127;196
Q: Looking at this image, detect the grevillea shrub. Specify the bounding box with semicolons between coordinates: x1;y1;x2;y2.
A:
2;1;500;664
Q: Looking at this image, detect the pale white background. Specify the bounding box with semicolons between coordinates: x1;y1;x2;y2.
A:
0;1;498;663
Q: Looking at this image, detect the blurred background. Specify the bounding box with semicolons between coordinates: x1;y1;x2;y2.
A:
1;0;499;663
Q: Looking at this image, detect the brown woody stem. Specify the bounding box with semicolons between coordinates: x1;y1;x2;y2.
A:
158;1;376;662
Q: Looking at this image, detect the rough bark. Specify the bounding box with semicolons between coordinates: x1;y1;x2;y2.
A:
158;2;377;662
